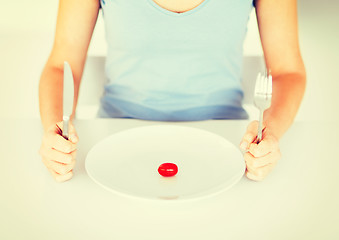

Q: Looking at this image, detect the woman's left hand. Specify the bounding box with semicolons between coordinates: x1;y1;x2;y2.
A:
240;121;282;181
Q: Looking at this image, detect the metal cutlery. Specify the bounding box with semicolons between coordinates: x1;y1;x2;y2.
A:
62;61;75;140
253;69;272;143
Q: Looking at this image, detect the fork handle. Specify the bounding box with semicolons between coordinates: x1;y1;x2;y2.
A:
257;110;264;144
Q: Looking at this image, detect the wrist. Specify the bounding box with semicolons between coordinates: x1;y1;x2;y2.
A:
263;114;290;140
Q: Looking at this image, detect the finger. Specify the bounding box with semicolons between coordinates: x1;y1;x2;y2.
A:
39;146;76;164
47;168;73;182
240;121;259;150
44;133;77;153
52;149;77;165
68;124;79;143
44;123;78;152
57;122;79;144
246;171;264;181
244;150;281;168
248;135;279;158
43;157;76;175
246;161;277;181
50;160;75;175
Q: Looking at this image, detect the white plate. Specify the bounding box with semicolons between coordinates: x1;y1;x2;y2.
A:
85;125;245;201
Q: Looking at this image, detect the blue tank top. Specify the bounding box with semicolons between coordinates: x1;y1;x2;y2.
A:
98;0;253;121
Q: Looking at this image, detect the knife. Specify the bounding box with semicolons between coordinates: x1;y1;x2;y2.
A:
62;61;74;140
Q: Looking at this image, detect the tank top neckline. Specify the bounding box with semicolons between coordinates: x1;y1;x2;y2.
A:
146;0;211;17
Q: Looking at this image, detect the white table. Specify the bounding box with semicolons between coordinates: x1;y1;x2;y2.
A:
1;119;338;240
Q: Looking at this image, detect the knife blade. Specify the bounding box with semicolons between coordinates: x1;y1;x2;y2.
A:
62;61;74;140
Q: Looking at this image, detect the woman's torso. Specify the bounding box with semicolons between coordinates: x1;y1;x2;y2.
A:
98;0;253;121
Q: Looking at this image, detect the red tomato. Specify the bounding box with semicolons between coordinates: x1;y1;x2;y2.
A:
158;163;178;177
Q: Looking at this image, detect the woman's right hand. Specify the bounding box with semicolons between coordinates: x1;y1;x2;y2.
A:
39;121;78;182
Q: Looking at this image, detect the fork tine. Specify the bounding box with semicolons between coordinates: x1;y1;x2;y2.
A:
267;74;272;95
264;73;269;95
254;72;262;94
260;72;266;94
262;73;267;94
254;70;272;95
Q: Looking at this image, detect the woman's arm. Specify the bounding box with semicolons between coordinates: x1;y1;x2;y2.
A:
255;0;306;138
38;0;100;182
240;0;306;181
39;0;100;130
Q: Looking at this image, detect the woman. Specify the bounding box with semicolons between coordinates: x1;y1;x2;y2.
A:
39;0;306;182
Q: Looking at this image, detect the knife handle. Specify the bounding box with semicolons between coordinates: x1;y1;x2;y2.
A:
62;116;70;140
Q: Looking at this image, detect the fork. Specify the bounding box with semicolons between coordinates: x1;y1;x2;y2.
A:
254;69;272;143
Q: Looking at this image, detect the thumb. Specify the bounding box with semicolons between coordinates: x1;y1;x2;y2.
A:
68;122;79;143
240;120;259;150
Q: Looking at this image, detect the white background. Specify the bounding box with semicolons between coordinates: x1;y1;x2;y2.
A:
0;0;338;121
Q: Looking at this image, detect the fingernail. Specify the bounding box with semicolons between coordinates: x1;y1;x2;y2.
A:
240;141;248;150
